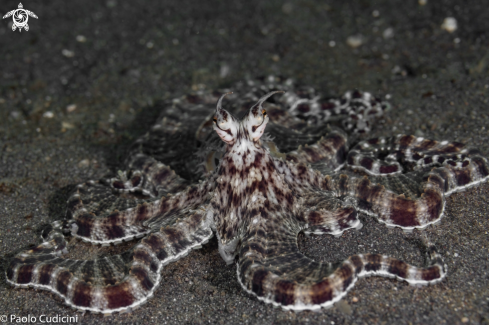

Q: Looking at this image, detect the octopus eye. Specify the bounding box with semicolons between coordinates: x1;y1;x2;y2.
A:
213;117;217;123
262;109;267;116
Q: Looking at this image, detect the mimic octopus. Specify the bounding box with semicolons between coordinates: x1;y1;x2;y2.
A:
7;76;489;313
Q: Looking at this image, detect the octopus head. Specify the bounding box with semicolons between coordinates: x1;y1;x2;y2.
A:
213;91;283;146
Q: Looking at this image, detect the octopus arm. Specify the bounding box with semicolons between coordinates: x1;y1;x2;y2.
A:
283;129;348;172
121;154;189;197
65;172;214;245
295;189;361;235
301;206;362;236
338;136;489;230
6;211;213;314
236;219;446;311
272;130;349;195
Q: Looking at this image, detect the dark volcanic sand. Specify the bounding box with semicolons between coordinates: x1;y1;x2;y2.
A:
1;0;488;324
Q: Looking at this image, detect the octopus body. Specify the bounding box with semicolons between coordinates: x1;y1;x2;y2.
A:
6;77;489;313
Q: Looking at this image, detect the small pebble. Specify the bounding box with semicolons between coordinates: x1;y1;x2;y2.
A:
346;35;363;48
78;159;90;168
76;35;87;43
418;0;427;5
66;104;77;112
62;49;75;58
43;111;54;118
336;300;352;315
461;317;469;323
441;17;457;33
61;121;75;129
383;27;394;39
352;297;359;303
282;3;293;14
220;64;230;78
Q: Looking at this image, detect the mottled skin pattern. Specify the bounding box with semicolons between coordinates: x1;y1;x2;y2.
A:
6;77;489;314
